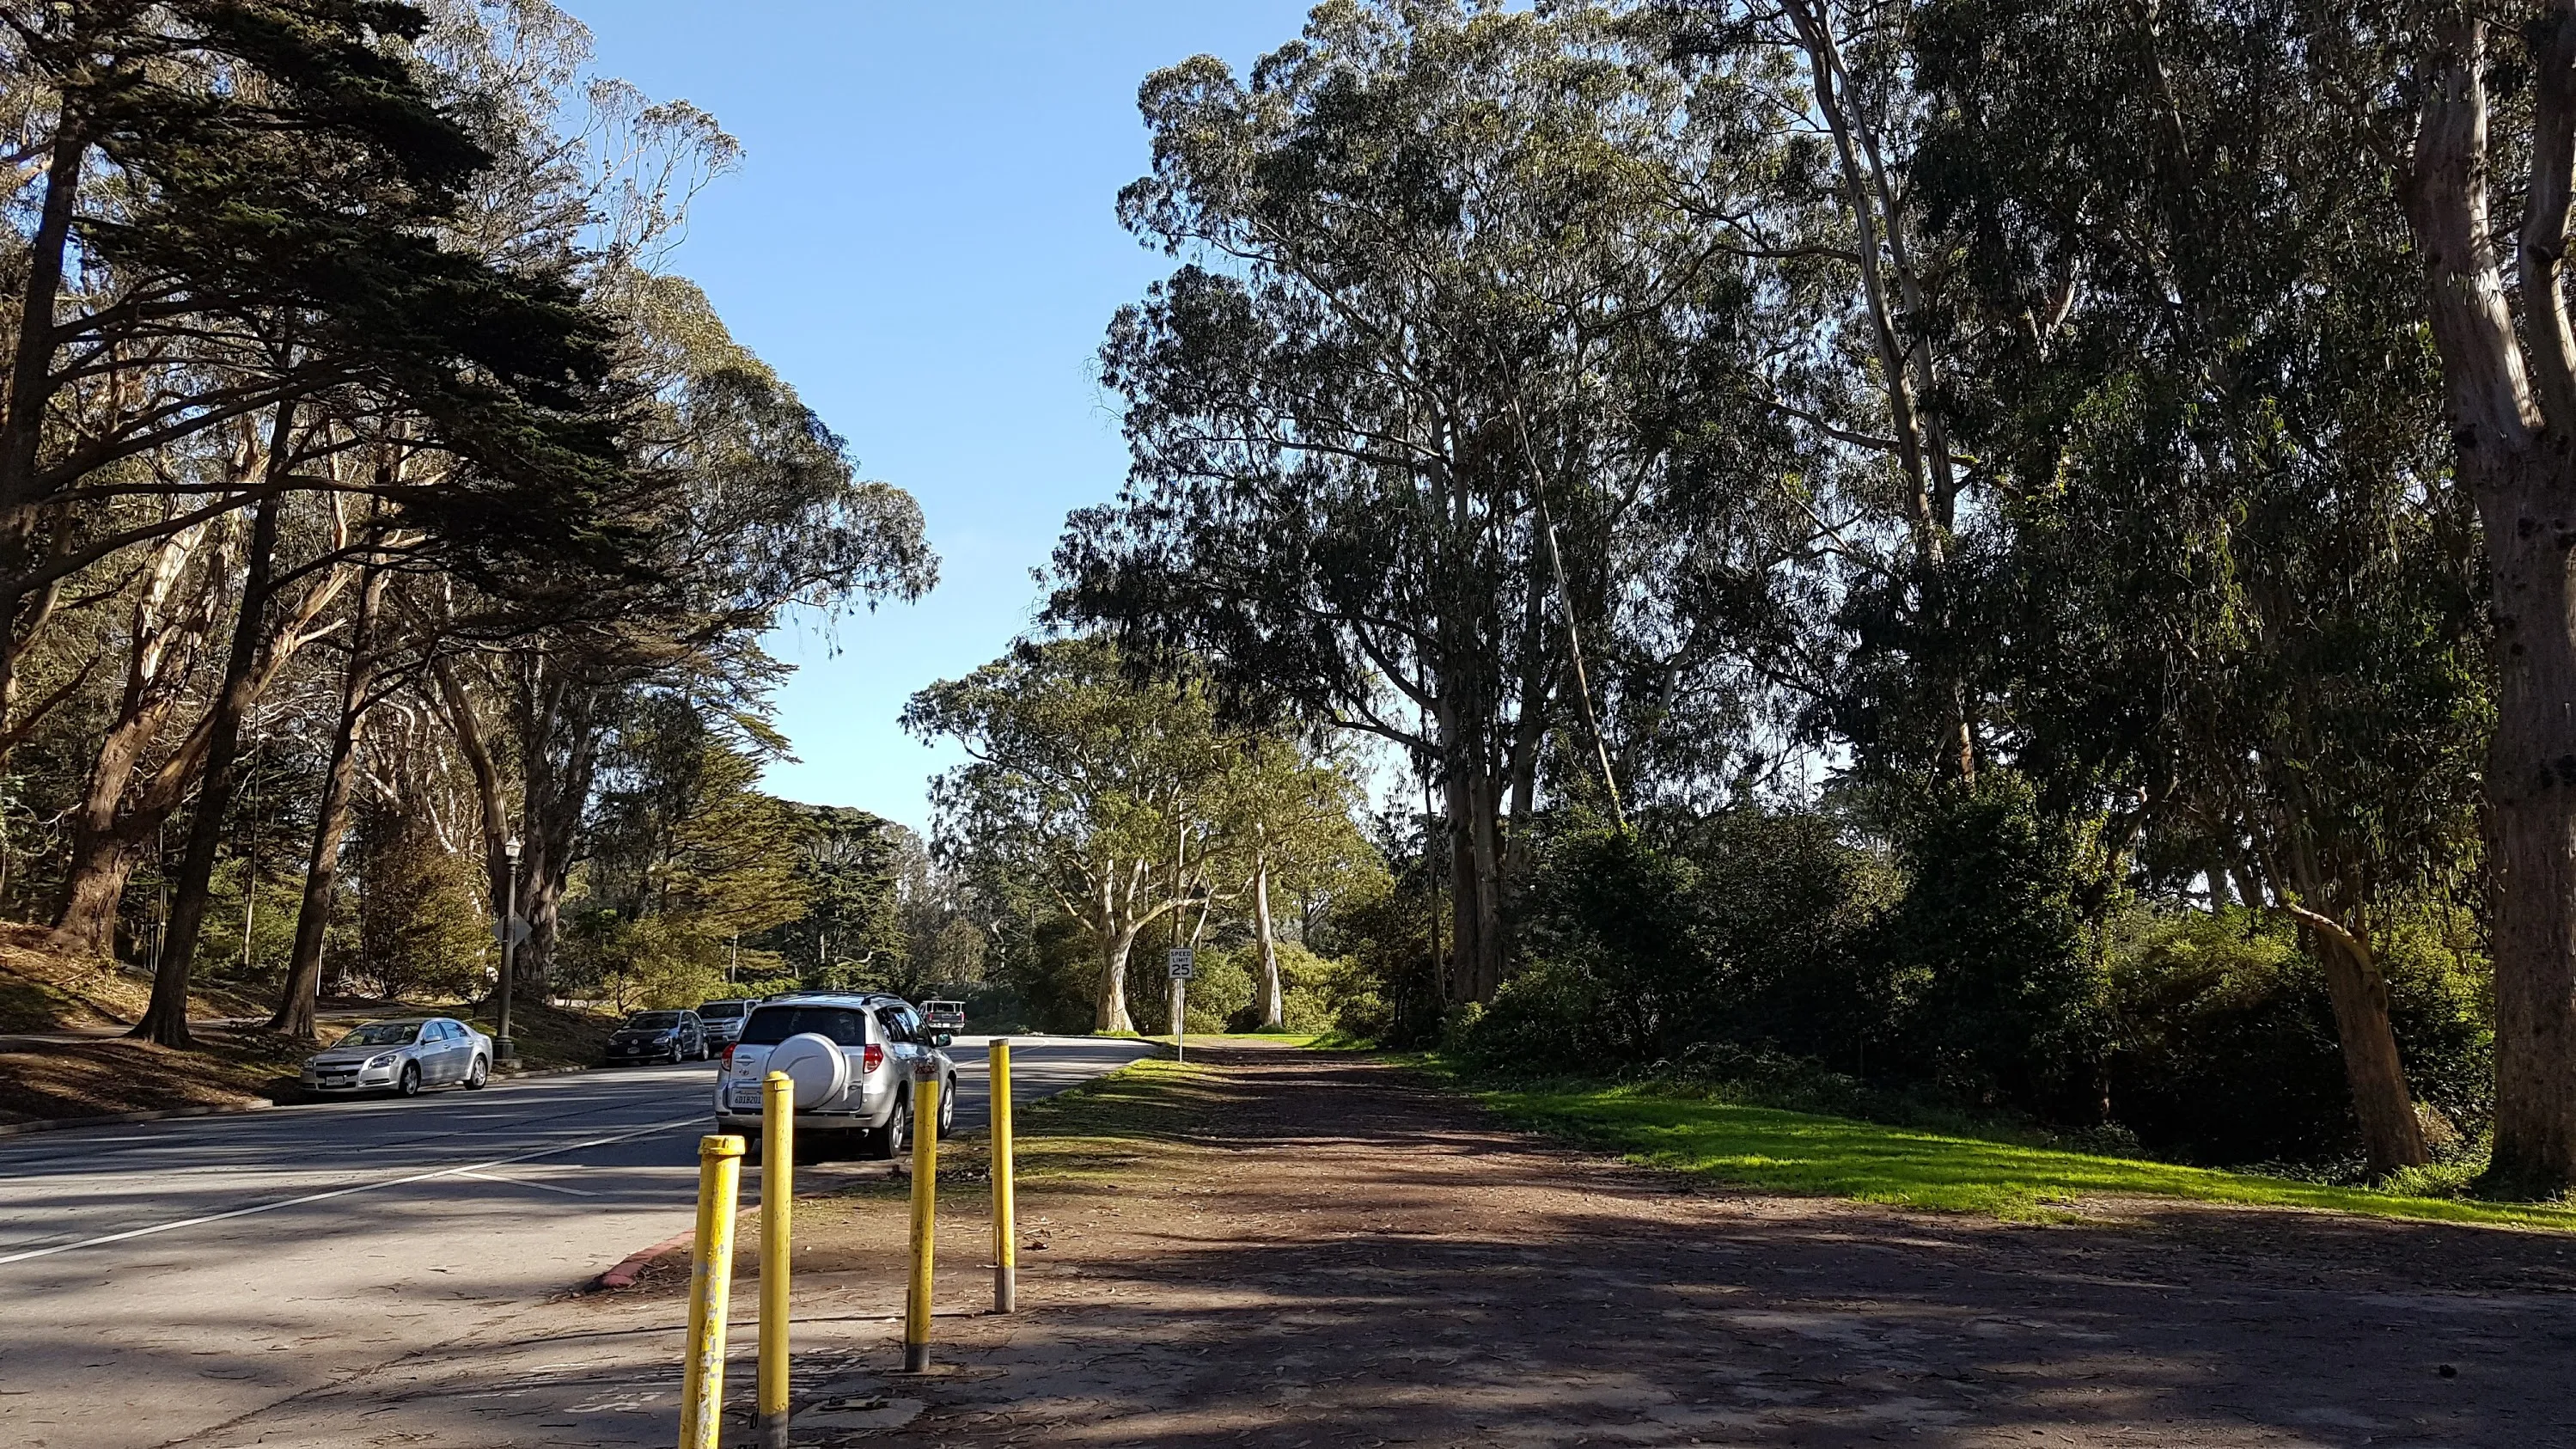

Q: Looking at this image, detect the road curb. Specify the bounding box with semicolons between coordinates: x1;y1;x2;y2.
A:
594;1228;696;1289
0;1098;274;1137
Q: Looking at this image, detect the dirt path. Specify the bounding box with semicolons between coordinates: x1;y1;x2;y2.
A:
858;1044;2575;1449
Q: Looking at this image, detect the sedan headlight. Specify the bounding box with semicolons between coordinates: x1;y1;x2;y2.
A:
366;1052;398;1068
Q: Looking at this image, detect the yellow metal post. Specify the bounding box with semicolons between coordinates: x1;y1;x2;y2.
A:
903;1067;940;1372
680;1134;745;1449
757;1071;794;1449
989;1039;1016;1312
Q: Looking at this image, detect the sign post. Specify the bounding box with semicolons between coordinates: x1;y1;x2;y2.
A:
1166;948;1194;1063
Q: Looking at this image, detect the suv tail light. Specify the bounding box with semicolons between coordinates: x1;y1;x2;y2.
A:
720;1044;736;1067
862;1043;884;1073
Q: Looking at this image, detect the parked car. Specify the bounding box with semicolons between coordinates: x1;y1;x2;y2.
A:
713;993;956;1159
922;1000;967;1033
302;1018;491;1097
694;998;756;1050
604;1010;707;1065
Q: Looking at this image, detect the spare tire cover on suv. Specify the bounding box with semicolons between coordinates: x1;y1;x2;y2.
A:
766;1032;849;1110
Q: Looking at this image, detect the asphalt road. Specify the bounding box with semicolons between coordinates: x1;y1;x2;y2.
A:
0;1034;1154;1449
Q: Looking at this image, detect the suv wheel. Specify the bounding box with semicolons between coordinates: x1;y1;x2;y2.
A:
871;1091;912;1160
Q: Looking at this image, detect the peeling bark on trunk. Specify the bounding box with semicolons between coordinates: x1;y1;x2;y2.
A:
1254;853;1284;1030
1098;918;1139;1034
1443;761;1505;1007
2481;467;2576;1189
2403;11;2576;1192
2286;902;2431;1176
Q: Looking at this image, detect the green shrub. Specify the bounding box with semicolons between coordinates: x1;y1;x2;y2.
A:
2104;904;2492;1168
1456;807;1893;1073
1871;775;2109;1120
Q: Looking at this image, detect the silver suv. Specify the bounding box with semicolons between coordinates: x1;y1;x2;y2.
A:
713;993;957;1159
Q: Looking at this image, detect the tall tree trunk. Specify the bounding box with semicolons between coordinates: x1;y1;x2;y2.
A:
1443;761;1505;1007
270;562;388;1037
1254;851;1284;1030
2285;902;2431;1176
2404;12;2576;1192
1096;910;1138;1034
2483;469;2576;1190
131;483;284;1048
52;737;164;958
1785;0;1974;784
0;123;87;761
52;835;148;959
430;655;515;949
51;529;216;957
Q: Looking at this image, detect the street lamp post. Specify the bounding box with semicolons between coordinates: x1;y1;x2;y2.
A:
497;835;522;1066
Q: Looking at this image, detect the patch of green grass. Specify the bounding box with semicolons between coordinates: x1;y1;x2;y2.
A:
1478;1079;2576;1231
1011;1055;1213;1177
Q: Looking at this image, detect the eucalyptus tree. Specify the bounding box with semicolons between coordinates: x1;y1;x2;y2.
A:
2390;0;2576;1193
1053;0;1825;1005
1647;0;1993;786
1898;0;2485;1173
1216;733;1377;1030
905;638;1247;1033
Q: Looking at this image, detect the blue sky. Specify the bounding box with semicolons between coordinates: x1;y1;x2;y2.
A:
577;3;1317;830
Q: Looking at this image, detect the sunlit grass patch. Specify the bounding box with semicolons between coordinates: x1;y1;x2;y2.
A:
1009;1056;1219;1185
1479;1079;2576;1231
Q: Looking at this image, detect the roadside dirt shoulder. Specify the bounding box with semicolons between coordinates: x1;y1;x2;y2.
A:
848;1043;2574;1449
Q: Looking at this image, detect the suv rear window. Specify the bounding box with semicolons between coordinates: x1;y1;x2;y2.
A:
740;1006;871;1046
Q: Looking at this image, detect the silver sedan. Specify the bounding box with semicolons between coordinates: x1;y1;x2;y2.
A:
299;1018;493;1097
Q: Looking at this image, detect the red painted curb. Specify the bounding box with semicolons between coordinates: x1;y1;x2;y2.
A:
594;1228;695;1289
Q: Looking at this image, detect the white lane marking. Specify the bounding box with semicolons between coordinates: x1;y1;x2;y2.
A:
0;1113;701;1267
453;1169;600;1198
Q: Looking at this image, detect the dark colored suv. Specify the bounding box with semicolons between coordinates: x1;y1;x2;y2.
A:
605;1009;706;1065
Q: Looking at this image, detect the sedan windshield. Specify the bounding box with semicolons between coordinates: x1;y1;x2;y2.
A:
335;1022;421;1047
625;1012;684;1030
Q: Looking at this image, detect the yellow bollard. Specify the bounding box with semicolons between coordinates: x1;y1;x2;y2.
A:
989;1039;1016;1313
680;1134;745;1449
757;1071;795;1449
903;1066;940;1373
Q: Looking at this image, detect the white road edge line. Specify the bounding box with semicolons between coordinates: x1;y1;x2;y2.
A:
453;1168;600;1198
0;1113;702;1267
